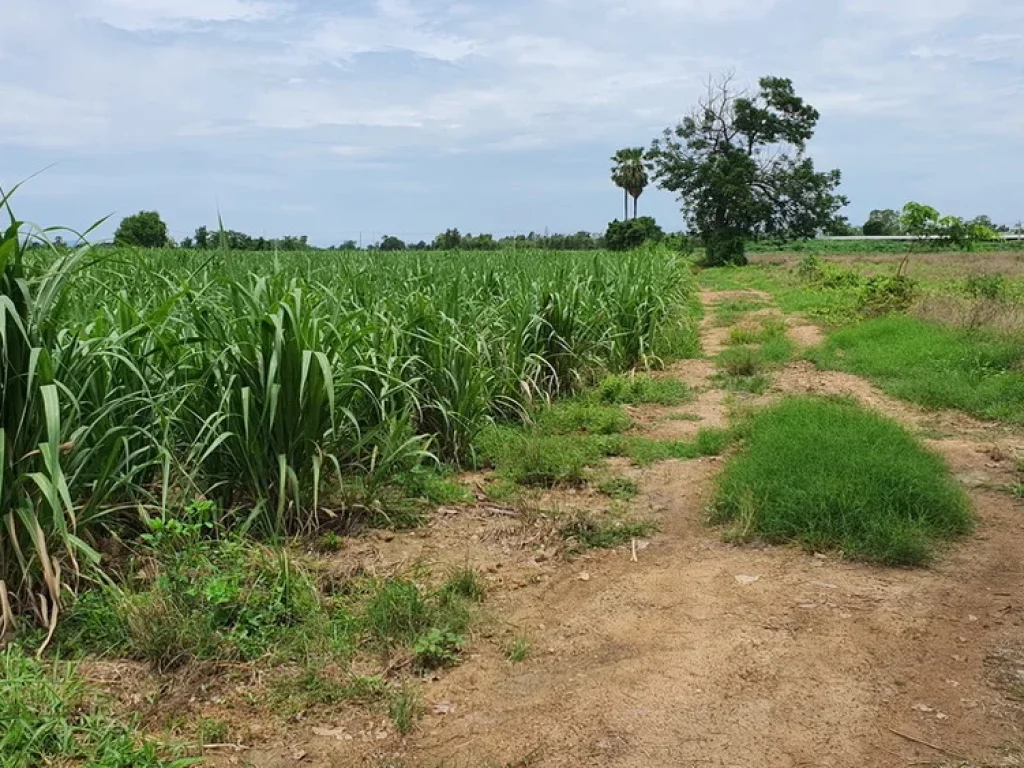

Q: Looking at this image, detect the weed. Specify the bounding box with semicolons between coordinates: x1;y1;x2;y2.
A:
389;683;423;735
396;467;473;505
965;273;1007;300
442;567;487;603
195;718;229;745
597;476;639;500
317;531;344;553
534;401;632;435
503;634;531;664
413;629;466;669
560;513;658;552
714;298;767;326
712;397;973;566
0;645;193;767
717;346;763;377
594;374;693;406
476;428;601;487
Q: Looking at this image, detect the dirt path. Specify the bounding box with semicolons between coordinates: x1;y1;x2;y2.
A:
239;291;1024;768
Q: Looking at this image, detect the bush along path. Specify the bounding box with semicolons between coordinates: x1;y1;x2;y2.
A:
67;290;1024;768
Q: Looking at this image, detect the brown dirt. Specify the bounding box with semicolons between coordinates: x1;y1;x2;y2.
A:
202;291;1024;767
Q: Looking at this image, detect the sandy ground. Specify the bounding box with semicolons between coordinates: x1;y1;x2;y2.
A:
207;290;1024;768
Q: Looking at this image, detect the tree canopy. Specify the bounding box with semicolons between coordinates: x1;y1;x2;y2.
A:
610;147;650;220
113;211;169;248
648;75;847;265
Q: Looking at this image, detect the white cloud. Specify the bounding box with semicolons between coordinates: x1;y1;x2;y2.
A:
78;0;283;30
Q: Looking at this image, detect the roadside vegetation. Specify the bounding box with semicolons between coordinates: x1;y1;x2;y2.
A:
713;397;973;566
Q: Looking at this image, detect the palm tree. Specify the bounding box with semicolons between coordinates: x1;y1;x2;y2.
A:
610;147;649;220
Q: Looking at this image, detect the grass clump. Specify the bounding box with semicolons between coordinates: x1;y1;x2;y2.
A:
594;373;692;406
503;634;531;664
717;345;763;377
597;476;639;500
0;646;192;767
714;298;767;326
809;315;1024;423
475;427;604;487
534;401;632;435
712;397;973;566
560;513;658;553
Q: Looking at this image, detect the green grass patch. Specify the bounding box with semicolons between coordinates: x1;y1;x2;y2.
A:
596;476;639;500
594;373;693;406
502;634;531;664
534;401;633;435
0;646;193;767
560;513;658;553
809;315;1024;423
714;298;768;326
712;397;973;565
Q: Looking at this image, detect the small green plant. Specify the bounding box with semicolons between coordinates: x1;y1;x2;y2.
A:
195;717;229;744
503;634;531;664
442;567;487;603
713;397;973;566
389;683;423;735
560;514;658;552
316;531;344;553
413;628;466;669
717;346;763;377
597;476;639;500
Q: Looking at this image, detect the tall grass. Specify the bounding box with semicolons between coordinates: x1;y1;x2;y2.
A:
1;200;696;636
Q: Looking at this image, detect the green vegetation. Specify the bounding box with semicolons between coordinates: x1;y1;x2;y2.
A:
597;475;639;500
810;315;1024;423
713;397;973;565
503;634;532;664
648;75;846;265
593;373;692;406
113;210;170;248
560;513;658;553
0;190;698;638
0;646;193;767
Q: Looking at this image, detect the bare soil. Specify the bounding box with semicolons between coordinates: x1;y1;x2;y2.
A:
198;291;1024;767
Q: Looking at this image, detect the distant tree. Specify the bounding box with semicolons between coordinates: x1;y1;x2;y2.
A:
114;211;170;248
969;215;995;230
861;209;902;236
180;236;194;249
605;217;665;251
611;147;650;220
901;202;999;251
648;74;847;266
52;235;67;250
337;240;358;251
194;226;210;249
433;229;462;250
379;235;406;252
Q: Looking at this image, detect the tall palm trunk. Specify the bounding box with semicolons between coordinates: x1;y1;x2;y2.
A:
632;195;638;219
623;189;628;221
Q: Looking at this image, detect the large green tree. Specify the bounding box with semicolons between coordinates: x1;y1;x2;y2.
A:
610;147;650;220
862;209;902;236
648;75;847;266
113;211;169;248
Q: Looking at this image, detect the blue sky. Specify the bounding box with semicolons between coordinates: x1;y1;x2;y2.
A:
3;0;1023;245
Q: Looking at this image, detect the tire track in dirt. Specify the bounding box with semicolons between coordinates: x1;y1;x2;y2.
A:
238;291;1024;768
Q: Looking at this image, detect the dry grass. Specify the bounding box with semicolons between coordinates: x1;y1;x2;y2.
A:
913;293;1024;336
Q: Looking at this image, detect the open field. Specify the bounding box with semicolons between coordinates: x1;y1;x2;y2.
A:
5;241;1024;767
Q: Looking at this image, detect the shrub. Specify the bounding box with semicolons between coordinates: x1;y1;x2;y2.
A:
713;397;973;565
605;217;665;251
965;273;1007;300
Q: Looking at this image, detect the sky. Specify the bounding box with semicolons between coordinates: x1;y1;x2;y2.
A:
2;0;1023;246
